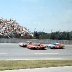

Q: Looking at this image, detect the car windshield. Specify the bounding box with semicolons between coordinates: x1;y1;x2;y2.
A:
53;43;60;45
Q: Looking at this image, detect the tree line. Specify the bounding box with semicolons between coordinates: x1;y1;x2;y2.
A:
0;31;72;40
33;31;72;40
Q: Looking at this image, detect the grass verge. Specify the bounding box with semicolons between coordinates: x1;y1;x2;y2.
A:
0;60;72;70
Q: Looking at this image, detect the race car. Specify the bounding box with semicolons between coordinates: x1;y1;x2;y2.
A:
19;43;27;47
48;43;64;49
27;42;46;50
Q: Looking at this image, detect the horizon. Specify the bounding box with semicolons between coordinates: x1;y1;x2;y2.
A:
0;0;72;33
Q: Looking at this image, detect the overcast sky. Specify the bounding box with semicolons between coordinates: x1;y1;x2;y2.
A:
0;0;72;33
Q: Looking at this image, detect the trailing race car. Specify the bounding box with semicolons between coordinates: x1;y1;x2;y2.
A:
19;41;32;47
48;43;64;49
19;42;46;50
19;43;27;47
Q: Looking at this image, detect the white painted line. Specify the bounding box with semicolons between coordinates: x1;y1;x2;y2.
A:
34;53;59;55
0;53;8;55
0;58;63;60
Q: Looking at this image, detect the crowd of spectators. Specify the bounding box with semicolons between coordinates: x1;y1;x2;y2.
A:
0;17;31;38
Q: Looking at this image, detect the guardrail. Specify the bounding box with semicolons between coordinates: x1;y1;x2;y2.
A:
0;38;72;44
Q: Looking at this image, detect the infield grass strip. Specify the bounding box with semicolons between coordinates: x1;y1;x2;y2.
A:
0;60;72;70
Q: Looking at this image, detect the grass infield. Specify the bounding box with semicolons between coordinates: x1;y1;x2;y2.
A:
0;60;72;70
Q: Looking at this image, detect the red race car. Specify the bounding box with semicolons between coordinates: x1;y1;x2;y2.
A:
27;42;46;50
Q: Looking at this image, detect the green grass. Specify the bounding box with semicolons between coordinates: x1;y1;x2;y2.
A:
0;60;72;70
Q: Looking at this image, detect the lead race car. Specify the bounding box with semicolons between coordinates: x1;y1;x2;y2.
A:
48;42;64;49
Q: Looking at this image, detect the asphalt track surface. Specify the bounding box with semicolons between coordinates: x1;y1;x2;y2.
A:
0;43;72;60
0;66;72;72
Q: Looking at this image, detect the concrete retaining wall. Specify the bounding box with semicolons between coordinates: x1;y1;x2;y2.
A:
0;38;72;44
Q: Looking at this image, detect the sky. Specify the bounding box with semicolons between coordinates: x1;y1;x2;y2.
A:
0;0;72;33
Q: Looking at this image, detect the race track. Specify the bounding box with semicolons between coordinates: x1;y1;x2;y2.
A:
0;43;72;60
